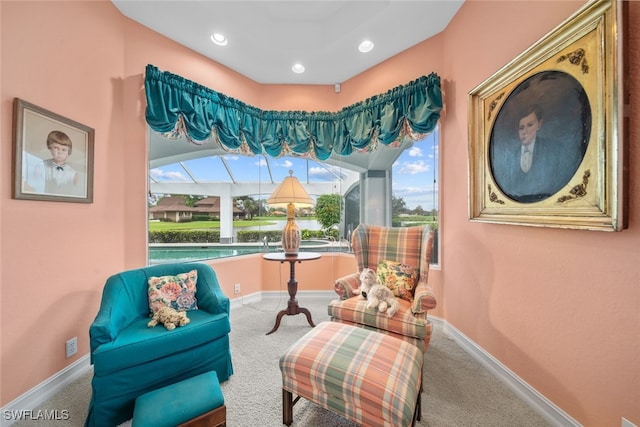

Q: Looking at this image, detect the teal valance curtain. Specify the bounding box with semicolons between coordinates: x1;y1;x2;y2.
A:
144;64;442;161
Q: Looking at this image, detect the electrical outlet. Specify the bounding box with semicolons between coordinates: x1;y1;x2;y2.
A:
65;337;78;358
234;283;241;294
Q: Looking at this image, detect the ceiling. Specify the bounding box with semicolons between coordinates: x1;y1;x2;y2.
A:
112;0;463;85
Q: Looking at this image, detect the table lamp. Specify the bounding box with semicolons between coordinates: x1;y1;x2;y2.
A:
267;170;314;255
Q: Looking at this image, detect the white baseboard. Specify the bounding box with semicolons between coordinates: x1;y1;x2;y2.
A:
437;317;581;427
1;354;91;427
229;291;263;309
2;299;578;427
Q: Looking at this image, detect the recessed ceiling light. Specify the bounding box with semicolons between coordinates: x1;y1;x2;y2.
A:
358;40;374;53
210;33;228;46
291;63;305;74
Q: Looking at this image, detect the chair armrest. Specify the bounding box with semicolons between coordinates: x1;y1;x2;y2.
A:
89;278;135;362
411;280;437;314
89;311;117;357
197;283;230;315
334;273;361;300
192;264;230;316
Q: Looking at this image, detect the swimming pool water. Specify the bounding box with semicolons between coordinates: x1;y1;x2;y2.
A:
149;241;348;264
149;246;263;264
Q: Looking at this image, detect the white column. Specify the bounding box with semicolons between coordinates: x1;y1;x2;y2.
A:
361;170;391;226
219;194;234;243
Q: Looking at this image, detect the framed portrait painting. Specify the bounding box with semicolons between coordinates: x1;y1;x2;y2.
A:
13;98;94;203
468;0;627;231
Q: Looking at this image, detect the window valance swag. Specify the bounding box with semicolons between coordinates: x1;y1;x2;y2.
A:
144;64;442;160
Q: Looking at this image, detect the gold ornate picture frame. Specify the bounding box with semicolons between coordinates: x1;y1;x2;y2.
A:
468;0;626;231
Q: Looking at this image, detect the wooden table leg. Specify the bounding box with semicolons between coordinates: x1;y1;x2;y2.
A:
266;309;288;335
266;259;316;334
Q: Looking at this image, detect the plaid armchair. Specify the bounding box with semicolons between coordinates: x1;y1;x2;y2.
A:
328;224;437;352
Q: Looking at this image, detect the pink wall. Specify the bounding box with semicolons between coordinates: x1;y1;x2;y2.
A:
260;253;356;293
205;254;356;298
1;1;638;426
1;1;129;405
439;1;639;426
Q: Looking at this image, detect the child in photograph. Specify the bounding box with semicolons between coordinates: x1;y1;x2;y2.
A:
40;130;82;196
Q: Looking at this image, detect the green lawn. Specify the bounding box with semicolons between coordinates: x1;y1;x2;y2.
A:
148;219;276;232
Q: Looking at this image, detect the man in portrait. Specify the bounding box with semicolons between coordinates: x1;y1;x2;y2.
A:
493;104;564;202
490;71;590;203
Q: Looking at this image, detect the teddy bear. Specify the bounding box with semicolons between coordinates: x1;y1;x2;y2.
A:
148;306;191;330
355;268;399;318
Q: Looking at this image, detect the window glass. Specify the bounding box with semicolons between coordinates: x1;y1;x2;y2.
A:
182;157;232;182
149;127;439;265
392;127;440;265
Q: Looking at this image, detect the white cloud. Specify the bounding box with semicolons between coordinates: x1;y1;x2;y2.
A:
309;166;328;175
149;168;190;182
280;160;293;168
309;166;334;181
255;158;267;166
309;165;350;181
403;186;429;194
398;160;429;175
408;146;423;157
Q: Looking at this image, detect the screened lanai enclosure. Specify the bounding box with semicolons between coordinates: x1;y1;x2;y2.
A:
146;65;441;264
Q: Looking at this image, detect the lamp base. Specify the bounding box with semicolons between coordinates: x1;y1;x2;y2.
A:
282;204;301;255
282;219;300;255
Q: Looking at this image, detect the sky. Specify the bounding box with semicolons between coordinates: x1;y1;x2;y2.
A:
150;130;439;211
391;131;439;211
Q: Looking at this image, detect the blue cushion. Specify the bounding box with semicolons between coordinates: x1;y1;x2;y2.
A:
132;370;224;427
92;310;230;376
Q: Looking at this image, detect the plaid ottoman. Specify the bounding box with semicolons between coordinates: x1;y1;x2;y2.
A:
279;321;423;427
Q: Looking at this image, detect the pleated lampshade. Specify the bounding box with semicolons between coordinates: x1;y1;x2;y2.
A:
267;171;313;255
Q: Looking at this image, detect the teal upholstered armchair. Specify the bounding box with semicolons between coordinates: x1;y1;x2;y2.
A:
85;263;233;427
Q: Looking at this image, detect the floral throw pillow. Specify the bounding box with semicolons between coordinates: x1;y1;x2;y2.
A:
148;270;198;315
376;260;418;302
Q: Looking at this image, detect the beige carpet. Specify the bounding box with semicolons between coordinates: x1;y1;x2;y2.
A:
12;295;551;426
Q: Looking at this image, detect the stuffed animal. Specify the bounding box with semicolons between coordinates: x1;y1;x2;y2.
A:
356;268;399;317
148;306;190;330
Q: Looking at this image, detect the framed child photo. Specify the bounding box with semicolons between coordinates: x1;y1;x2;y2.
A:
12;98;94;203
467;0;627;231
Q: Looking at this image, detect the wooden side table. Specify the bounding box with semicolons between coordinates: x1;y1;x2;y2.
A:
263;252;321;335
